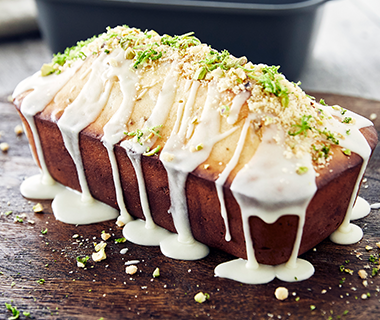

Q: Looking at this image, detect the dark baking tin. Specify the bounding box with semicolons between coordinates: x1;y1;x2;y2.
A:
35;0;328;80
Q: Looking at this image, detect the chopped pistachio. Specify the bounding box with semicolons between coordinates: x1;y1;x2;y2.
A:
40;63;56;77
92;248;106;262
114;237;126;244
193;66;207;80
94;241;107;252
153;267;160;278
219;105;230;117
195;143;204;151
101;232;111;241
41;228;48;235
37;279;45;285
14;216;23;223
76;256;90;268
296;166;308;175
194;292;210;303
342;148;351;156
32;203;44;213
124;47;136;59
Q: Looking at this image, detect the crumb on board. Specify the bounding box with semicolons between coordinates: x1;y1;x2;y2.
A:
274;287;289;301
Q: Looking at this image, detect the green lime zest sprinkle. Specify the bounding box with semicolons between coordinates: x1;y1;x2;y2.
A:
133;47;163;69
41;228;48;235
143;145;161;156
342;117;352;124
5;302;20;320
37;279;45;285
288;115;312;137
194;292;210;303
248;65;289;107
115;237;126;243
161;32;201;50
76;256;90;266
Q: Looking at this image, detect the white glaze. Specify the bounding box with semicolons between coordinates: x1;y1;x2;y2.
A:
14;62;83;195
351;196;371;220
227;90;251;125
52;188;118;225
215;117;251;242
215;125;316;283
20;174;65;199
323;106;372;244
13;32;375;284
121;62;183;247
160;82;236;260
101;51;137;225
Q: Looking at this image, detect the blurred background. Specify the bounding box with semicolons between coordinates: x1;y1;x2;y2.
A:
0;0;379;103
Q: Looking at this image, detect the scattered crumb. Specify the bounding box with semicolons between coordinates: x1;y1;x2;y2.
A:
358;270;368;279
274;287;289;301
0;142;9;152
370;113;377;121
116;220;125;227
101;232;111;241
14;124;24;136
152;267;160;278
194;292;210;303
126;265;138;275
32;203;44;213
92;249;106;262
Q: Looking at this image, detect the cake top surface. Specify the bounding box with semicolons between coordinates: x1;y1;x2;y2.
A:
36;25;364;171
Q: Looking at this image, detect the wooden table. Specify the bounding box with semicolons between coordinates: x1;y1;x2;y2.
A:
0;92;380;319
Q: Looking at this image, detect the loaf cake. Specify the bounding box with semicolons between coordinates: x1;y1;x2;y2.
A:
13;26;377;284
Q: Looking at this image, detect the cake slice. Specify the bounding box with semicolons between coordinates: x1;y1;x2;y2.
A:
13;26;377;284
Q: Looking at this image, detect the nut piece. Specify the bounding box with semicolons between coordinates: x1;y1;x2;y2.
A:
92;248;106;262
194;292;210;303
274;287;289;301
33;203;44;213
0;142;9;152
358;269;368;280
14;124;24;136
101;232;111;241
125;265;138;275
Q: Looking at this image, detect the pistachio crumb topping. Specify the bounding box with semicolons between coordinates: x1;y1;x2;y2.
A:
40;25;356;165
194;291;210;303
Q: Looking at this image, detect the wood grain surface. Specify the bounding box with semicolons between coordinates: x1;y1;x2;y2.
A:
1;92;380;320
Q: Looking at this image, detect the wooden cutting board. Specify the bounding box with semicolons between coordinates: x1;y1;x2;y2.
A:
0;92;380;319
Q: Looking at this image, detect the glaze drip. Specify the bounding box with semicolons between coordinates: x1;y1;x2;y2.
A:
13;26;375;285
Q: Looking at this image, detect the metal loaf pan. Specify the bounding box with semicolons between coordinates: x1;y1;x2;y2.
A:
35;0;327;81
